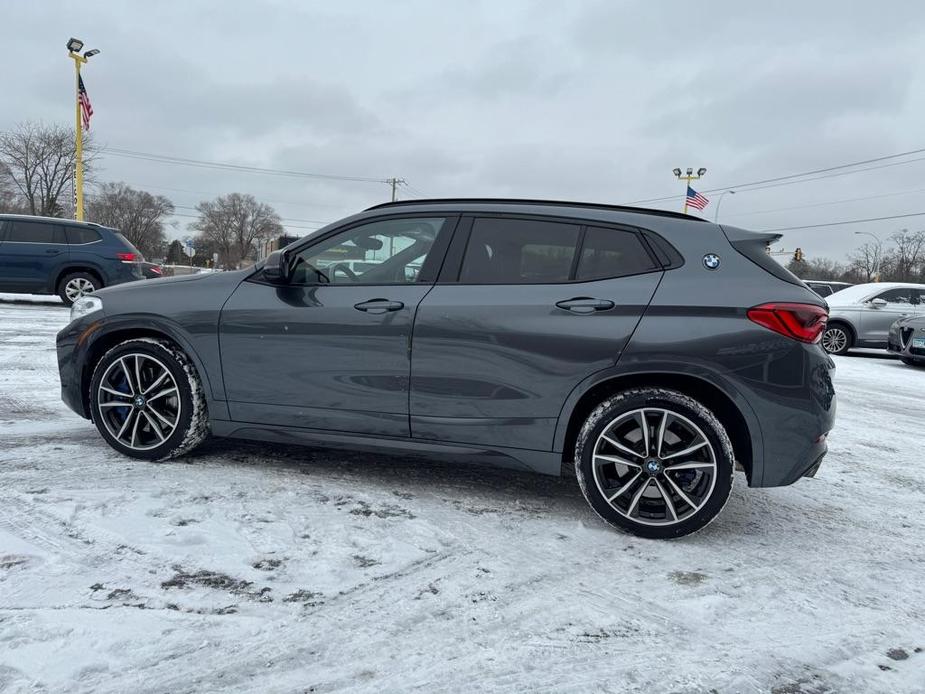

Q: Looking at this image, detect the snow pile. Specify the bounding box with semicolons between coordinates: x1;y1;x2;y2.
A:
0;297;923;693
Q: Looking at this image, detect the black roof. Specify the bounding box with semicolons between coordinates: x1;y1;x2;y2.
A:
0;213;102;228
365;198;706;222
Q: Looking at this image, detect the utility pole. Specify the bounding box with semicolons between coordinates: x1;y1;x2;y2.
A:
66;37;100;221
672;167;706;214
386;177;406;202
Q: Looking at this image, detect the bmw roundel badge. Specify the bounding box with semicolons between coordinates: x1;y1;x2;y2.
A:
703;253;721;270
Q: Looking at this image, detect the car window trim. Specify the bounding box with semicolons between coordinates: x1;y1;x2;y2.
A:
439;213;664;286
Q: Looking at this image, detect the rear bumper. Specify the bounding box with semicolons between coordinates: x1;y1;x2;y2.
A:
750;344;837;487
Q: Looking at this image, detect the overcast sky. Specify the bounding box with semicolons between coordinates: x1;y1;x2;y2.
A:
3;0;925;260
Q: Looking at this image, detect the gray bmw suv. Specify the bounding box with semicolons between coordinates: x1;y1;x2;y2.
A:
56;199;836;538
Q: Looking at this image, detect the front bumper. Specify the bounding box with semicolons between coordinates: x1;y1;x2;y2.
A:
56;314;104;419
888;324;925;361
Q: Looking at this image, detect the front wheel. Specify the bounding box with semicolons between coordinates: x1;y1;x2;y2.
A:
58;271;101;306
575;388;735;539
89;338;209;460
821;324;852;355
901;357;925;367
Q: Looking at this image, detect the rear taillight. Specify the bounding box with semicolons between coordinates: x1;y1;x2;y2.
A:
116;252;138;262
747;302;828;344
150;266;163;275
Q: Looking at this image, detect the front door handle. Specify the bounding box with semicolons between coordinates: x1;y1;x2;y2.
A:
555;297;615;314
45;249;62;255
354;298;404;314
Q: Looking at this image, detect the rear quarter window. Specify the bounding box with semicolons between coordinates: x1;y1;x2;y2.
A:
65;227;102;244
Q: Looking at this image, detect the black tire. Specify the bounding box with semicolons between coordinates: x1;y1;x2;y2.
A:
575;388;735;539
901;357;925;367
821;323;853;356
58;271;102;306
88;338;209;460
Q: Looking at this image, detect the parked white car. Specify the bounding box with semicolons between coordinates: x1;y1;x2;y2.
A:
823;282;925;355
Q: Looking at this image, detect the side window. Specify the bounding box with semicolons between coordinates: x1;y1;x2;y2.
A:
290;217;448;285
875;288;915;305
576;227;656;281
459;218;580;284
65;226;102;244
5;221;64;244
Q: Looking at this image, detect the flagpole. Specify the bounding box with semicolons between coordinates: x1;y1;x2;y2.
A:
68;48;87;221
673;167;706;214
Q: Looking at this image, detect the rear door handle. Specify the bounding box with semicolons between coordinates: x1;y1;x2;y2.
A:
555;297;615;314
45;249;62;255
354;298;404;314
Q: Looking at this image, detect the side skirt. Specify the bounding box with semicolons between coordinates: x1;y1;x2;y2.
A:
209;420;563;476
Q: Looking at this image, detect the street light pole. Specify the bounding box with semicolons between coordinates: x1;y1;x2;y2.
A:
853;231;882;281
66;37;99;221
713;190;735;222
673;167;706;214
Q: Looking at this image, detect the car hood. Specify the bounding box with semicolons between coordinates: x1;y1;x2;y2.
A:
95;269;249;297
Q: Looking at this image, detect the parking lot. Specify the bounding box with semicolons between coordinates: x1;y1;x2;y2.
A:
1;295;923;693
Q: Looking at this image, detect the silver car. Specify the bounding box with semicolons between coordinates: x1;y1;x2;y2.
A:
823;282;925;355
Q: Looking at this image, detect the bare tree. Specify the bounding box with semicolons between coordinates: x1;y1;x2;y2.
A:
0;163;26;213
884;229;925;282
86;182;174;259
0;121;96;217
848;241;881;282
191;193;283;267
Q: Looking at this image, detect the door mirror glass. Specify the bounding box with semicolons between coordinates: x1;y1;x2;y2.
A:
263;250;290;284
870;298;888;308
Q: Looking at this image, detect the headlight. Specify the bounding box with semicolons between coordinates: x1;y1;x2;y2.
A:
70;296;103;322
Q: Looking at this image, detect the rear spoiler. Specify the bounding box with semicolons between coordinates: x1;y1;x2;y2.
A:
719;225;804;287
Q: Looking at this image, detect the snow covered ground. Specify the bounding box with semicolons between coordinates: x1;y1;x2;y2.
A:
1;294;923;694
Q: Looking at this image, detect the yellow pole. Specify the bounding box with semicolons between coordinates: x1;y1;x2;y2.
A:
70;51;87;221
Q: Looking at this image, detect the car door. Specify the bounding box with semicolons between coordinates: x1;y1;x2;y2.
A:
859;286;918;343
0;219;68;293
409;216;663;451
219;215;455;437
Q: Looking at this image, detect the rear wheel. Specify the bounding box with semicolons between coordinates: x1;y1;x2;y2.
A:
575;388;735;539
58;271;101;306
821;323;852;355
89;338;209;460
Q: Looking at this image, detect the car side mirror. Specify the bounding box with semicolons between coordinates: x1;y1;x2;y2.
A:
870;298;888;308
263;250;290;284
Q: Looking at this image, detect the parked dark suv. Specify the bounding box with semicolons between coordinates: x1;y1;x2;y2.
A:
0;214;144;305
56;199;836;538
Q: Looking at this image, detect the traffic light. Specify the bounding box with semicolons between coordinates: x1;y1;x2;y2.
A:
794;247;804;262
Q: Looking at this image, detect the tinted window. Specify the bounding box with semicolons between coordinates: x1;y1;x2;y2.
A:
460;218;580;284
291;217;448;285
5;221;64;244
65;226;101;244
576;227;655;280
875;288;919;305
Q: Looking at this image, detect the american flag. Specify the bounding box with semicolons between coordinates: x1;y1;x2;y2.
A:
78;75;93;130
686;185;709;210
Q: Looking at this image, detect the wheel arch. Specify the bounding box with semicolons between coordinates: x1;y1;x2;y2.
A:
80;322;224;420
825;318;856;344
555;369;760;484
54;264;105;293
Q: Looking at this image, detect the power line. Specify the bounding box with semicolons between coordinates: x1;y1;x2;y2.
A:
759;211;925;232
101;146;390;184
171;203;328;225
724;186;925;219
168;211;321;232
626;147;925;205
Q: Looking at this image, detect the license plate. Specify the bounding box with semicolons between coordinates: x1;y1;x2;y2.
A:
913;337;925;349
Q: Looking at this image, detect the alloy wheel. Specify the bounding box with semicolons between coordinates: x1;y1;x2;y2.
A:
822;327;848;354
96;353;181;451
591;407;718;527
65;277;96;302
